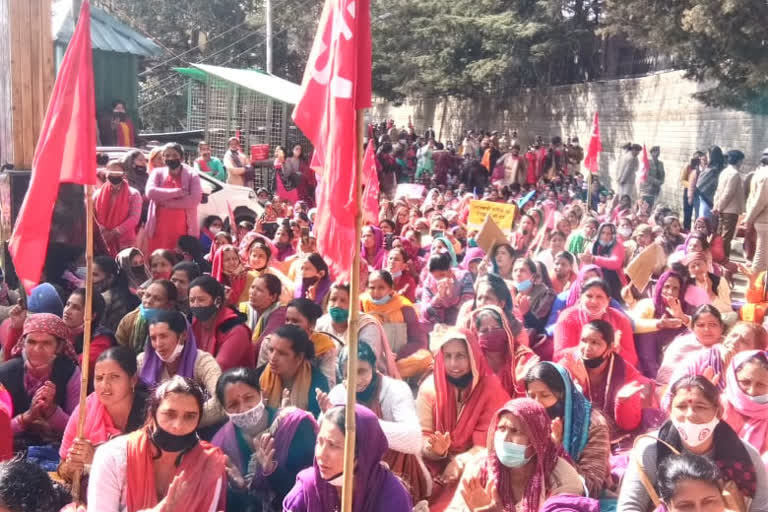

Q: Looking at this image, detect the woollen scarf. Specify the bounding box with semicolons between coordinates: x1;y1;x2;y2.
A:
259;360;313;410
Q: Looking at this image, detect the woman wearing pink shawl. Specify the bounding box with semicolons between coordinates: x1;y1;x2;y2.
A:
361;225;388;271
58;347;149;489
723;350;768;466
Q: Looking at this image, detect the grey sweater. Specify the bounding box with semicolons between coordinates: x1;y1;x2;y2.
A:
617;431;768;512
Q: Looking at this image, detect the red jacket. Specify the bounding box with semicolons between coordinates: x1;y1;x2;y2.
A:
193;307;253;370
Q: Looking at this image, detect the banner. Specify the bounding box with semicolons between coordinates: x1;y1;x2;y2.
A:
395;183;426;200
468;200;518;230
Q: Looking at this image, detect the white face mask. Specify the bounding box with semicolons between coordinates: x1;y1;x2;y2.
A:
671;417;719;448
749;394;768;405
227;401;266;430
618;227;633;238
157;342;184;364
325;472;344;486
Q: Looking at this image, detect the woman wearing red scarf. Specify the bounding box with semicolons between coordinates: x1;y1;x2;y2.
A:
554;278;638;366
94;161;142;257
212;245;256;306
448;398;584;511
189;276;252;372
87;376;226;512
415;327;509;508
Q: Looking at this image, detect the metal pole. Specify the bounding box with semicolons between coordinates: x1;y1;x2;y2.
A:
340;108;365;512
265;0;273;74
71;183;94;502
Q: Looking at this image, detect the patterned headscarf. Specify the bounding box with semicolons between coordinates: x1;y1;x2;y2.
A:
481;398;559;512
15;313;78;362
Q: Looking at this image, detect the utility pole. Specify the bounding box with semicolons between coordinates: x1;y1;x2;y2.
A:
265;0;273;73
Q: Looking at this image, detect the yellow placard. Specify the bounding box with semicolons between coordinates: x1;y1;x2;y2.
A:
467;200;518;230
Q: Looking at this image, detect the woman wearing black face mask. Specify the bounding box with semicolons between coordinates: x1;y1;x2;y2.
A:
188;276;252;373
87;375;228;511
93;160;142;257
524;361;611;497
145;142;203;255
557;319;652;452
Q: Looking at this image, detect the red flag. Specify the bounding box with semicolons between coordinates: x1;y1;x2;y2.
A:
9;0;97;292
583;112;602;174
292;0;372;280
361;140;380;225
640;144;650;183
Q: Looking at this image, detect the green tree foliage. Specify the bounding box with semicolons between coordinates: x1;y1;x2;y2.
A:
600;0;768;113
372;0;601;101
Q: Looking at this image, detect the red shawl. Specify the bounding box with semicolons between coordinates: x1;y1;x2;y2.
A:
94;180;132;230
211;245;248;305
433;328;510;453
125;428;226;512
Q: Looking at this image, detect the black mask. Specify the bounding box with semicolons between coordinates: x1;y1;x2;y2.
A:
166;159;181;170
546;401;565;420
134;165;147;174
108;175;123;186
356;372;379;404
131;265;146;274
582;353;606;369
190;305;218;321
151;424;199;453
446;372;473;389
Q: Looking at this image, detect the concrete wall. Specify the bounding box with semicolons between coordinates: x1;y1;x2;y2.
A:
372;70;768;208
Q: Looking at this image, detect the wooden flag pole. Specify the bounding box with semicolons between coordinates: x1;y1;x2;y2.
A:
341;109;366;512
586;171;592;212
71;183;95;502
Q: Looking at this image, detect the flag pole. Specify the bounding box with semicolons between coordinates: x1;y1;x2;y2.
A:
341;109;366;512
71;183;94;502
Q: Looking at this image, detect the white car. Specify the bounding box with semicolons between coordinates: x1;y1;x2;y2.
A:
98;146;264;226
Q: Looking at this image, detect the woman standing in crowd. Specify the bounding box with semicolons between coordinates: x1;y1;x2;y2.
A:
138;311;223;427
145;143;202;254
619;375;768;512
189;276;252;371
94;160;142;257
448;398;584;511
88;376;227;511
58;347;150;487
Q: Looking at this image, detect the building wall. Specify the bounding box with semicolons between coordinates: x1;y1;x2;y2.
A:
372;70;768;208
0;0;12;167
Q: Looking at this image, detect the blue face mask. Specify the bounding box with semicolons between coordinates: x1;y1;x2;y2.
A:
515;279;533;293
140;304;163;323
494;432;531;468
750;394;768;405
370;294;393;306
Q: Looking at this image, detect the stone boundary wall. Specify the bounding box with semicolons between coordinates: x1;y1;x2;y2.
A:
371;70;768;209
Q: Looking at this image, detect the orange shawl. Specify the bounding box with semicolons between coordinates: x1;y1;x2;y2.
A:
259;360;313;410
361;292;409;324
125;429;226;512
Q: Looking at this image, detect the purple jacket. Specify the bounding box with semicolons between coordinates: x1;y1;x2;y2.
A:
144;164;203;239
